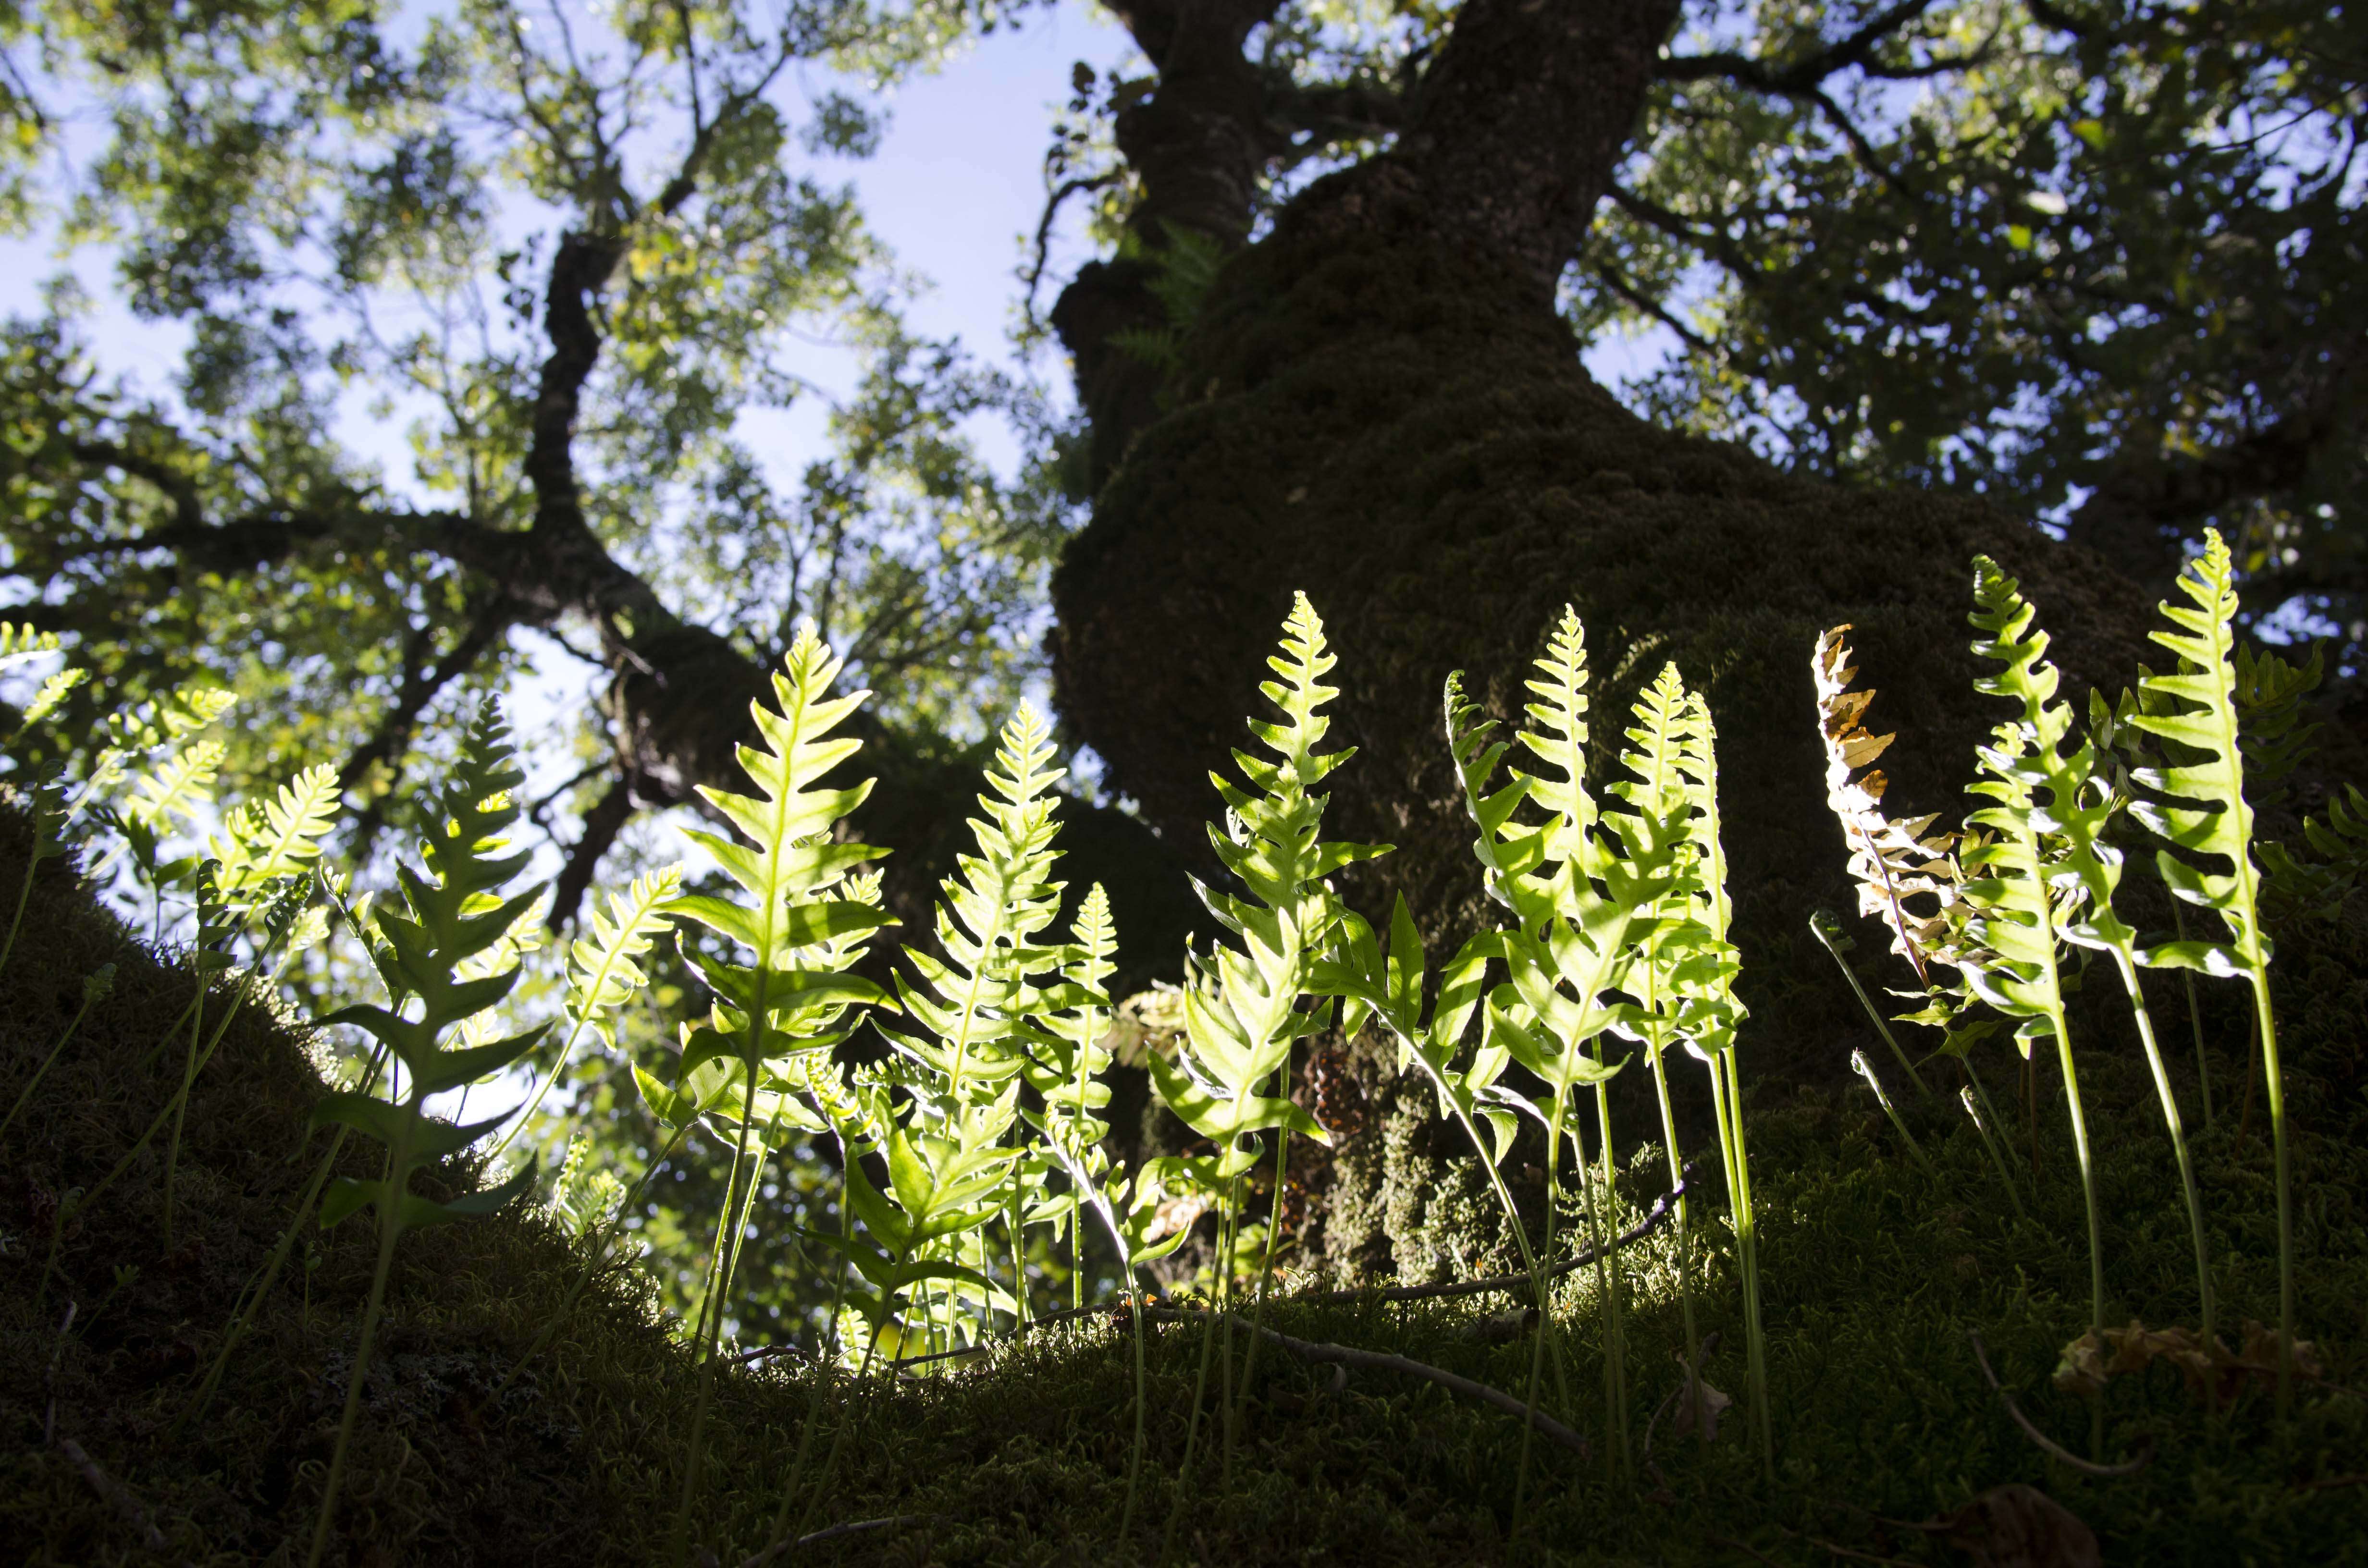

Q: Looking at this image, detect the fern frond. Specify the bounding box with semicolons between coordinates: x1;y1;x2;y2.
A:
214;764;341;895
1971;554;2214;1346
879;702;1066;1100
1154;594;1383;1180
13;666;86;737
0;623;61;670
668;622;896;1083
1812;625;1961;983
2125;527;2298;1414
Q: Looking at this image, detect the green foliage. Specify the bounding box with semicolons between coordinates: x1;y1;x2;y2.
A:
1154;594;1379;1235
299;698;547;1566
2125;529;2298;1416
1579;3;2368;619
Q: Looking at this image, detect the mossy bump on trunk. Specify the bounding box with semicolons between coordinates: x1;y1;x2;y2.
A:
1051;183;2164;1283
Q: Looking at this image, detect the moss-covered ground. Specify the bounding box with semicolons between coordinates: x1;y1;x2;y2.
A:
6;800;2367;1566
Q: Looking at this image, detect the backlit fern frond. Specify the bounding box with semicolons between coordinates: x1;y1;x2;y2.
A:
1812;625;1961;983
214;764;341;896
2125;527;2299;1415
668;622;896;1085
1154;594;1383;1191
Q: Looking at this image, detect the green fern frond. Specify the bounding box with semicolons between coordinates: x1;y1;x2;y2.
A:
2233;640;2322;807
880;702;1066;1100
2125;527;2298;1417
1154;594;1383;1184
214;764;341;895
0;623;61;670
1971;553;2213;1349
302;698;548;1568
13;665;86;738
668;622;897;1083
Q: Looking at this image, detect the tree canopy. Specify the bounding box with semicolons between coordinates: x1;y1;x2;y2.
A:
3;0;2363;1325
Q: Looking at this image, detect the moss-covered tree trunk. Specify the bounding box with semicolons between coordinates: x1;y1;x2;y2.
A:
1048;0;2161;1281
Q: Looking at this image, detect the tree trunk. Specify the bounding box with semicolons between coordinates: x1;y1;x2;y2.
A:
1047;0;2163;1283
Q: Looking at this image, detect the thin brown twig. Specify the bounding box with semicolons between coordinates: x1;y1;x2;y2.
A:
43;1299;76;1447
1966;1330;2151;1477
735;1513;942;1568
1705;1532;1788;1566
1146;1306;1592;1460
58;1439;186;1563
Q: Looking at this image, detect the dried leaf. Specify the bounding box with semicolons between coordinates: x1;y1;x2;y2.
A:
2053;1318;2321;1405
1669;1351;1733;1442
1945;1484;2099;1568
1812;626;1964;981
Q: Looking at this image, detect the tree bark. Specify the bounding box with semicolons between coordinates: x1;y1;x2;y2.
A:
1047;0;2164;1283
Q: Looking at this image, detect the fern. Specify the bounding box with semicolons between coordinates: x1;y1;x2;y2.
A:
2124;528;2299;1417
1612;664;1715;1452
1020;882;1119;1313
658;623;895;1566
1459;608;1685;1481
1668;688;1772;1477
493;863;683;1158
1154;594;1381;1260
213;763;342;896
1970;555;2217;1355
302;699;548;1568
862;704;1070;1347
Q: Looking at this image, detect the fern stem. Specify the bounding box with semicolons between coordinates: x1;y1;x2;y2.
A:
177;1041;390;1436
1231;1120;1291;1450
758;1141;858;1559
0;980;103;1147
1810;913;1932;1098
2169;903;2215;1128
1958;1084;2027;1221
1643;1015;1702;1445
1852;1050;1932;1170
2110;953;2216;1355
1512;1091;1568;1539
2246;972;2295;1421
668;1070;766;1568
304;1114;419;1568
1592;1057;1631;1479
160;983;206;1248
1709;1053;1773;1482
1157;1259;1225;1563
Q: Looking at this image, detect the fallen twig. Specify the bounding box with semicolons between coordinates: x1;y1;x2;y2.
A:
735;1513;941;1568
1967;1330;2150;1478
765;1176;1696;1378
42;1298;75;1447
59;1438;186;1564
1146;1305;1591;1459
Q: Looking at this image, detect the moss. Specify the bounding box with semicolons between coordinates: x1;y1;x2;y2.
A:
8;796;2368;1565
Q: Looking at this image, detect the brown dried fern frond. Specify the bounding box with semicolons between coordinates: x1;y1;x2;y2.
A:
1812;625;1962;983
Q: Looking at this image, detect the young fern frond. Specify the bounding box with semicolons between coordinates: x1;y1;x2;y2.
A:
1956;712;2105;1344
860;705;1069;1347
1613;663;1709;1447
659;623;895;1567
1971;555;2217;1356
1019;882;1119;1313
1669;689;1771;1478
493;863;684;1158
2123;527;2298;1418
303;700;549;1568
1153;594;1380;1225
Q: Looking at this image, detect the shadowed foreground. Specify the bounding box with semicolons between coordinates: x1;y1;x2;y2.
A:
5;801;2366;1565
